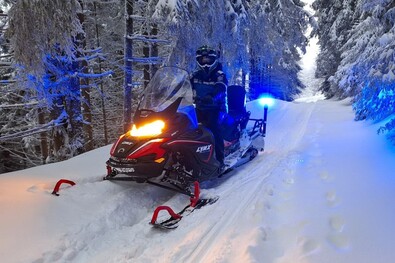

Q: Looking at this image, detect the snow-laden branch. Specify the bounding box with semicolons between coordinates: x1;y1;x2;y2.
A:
0;101;39;109
0;144;40;167
0;122;54;141
76;71;113;79
0;61;12;66
129;15;146;22
0;54;13;59
126;34;171;44
127;56;163;64
0;109;70;141
0;80;16;84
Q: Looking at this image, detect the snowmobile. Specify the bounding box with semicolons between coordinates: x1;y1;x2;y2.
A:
105;67;266;196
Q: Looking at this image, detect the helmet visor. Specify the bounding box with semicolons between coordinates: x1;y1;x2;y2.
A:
196;48;217;57
197;55;216;67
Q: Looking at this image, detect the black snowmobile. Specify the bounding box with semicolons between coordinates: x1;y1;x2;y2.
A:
105;67;266;196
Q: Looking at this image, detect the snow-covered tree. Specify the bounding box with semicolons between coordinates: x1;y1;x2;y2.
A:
246;0;310;100
314;0;395;142
1;0;315;173
1;2;43;172
151;0;310;101
348;0;395;141
82;0;125;145
312;0;358;98
4;0;119;164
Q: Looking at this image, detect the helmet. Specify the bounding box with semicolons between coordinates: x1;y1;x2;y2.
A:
196;45;219;72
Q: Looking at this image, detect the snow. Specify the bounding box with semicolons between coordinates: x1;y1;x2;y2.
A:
2;94;395;262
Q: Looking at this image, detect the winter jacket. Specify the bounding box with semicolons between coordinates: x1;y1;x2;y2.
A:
190;64;228;113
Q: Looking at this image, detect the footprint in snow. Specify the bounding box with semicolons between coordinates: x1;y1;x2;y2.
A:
283;177;295;185
319;171;331;182
299;237;320;256
327;216;349;250
327;233;350;250
329;216;346;232
326;191;340;207
26;183;52;193
265;184;275;196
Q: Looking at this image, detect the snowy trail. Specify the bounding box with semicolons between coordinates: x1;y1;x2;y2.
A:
30;100;318;263
178;102;317;263
2;98;395;263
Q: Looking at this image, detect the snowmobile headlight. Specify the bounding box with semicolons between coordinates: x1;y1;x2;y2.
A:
130;120;165;137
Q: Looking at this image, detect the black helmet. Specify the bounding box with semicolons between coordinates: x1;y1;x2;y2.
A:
196;45;219;72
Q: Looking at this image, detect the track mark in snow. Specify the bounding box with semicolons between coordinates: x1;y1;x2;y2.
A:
179;158;280;263
33;183;174;263
179;104;317;263
26;183;50;193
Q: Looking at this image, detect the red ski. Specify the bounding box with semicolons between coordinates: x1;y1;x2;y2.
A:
150;181;219;229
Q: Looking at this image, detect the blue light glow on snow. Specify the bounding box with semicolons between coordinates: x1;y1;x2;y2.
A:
258;95;275;108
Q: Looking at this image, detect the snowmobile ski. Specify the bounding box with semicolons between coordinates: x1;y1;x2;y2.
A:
150;197;219;229
150;181;219;229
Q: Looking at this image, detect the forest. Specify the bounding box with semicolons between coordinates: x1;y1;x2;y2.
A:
0;0;394;173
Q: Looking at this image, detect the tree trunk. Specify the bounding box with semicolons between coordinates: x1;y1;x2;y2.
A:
38;108;48;163
123;0;134;132
78;0;93;151
93;1;108;145
143;33;150;89
50;98;65;160
151;24;159;77
67;62;83;154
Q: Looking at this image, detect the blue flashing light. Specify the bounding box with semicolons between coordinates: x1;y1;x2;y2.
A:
258;95;275;108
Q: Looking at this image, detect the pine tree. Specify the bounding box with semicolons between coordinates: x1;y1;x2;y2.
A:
313;0;358;98
314;0;395;142
247;0;310;100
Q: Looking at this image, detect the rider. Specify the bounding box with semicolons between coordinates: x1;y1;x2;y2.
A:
190;45;228;171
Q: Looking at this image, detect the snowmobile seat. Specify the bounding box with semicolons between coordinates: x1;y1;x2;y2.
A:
227;85;249;130
221;85;250;141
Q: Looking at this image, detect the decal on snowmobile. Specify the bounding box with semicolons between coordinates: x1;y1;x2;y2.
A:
115;167;135;173
196;144;212;153
121;141;134;145
117;148;125;153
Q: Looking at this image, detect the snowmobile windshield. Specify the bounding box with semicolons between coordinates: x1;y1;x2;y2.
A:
139;67;198;128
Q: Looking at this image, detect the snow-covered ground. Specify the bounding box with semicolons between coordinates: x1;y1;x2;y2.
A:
2;96;395;263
